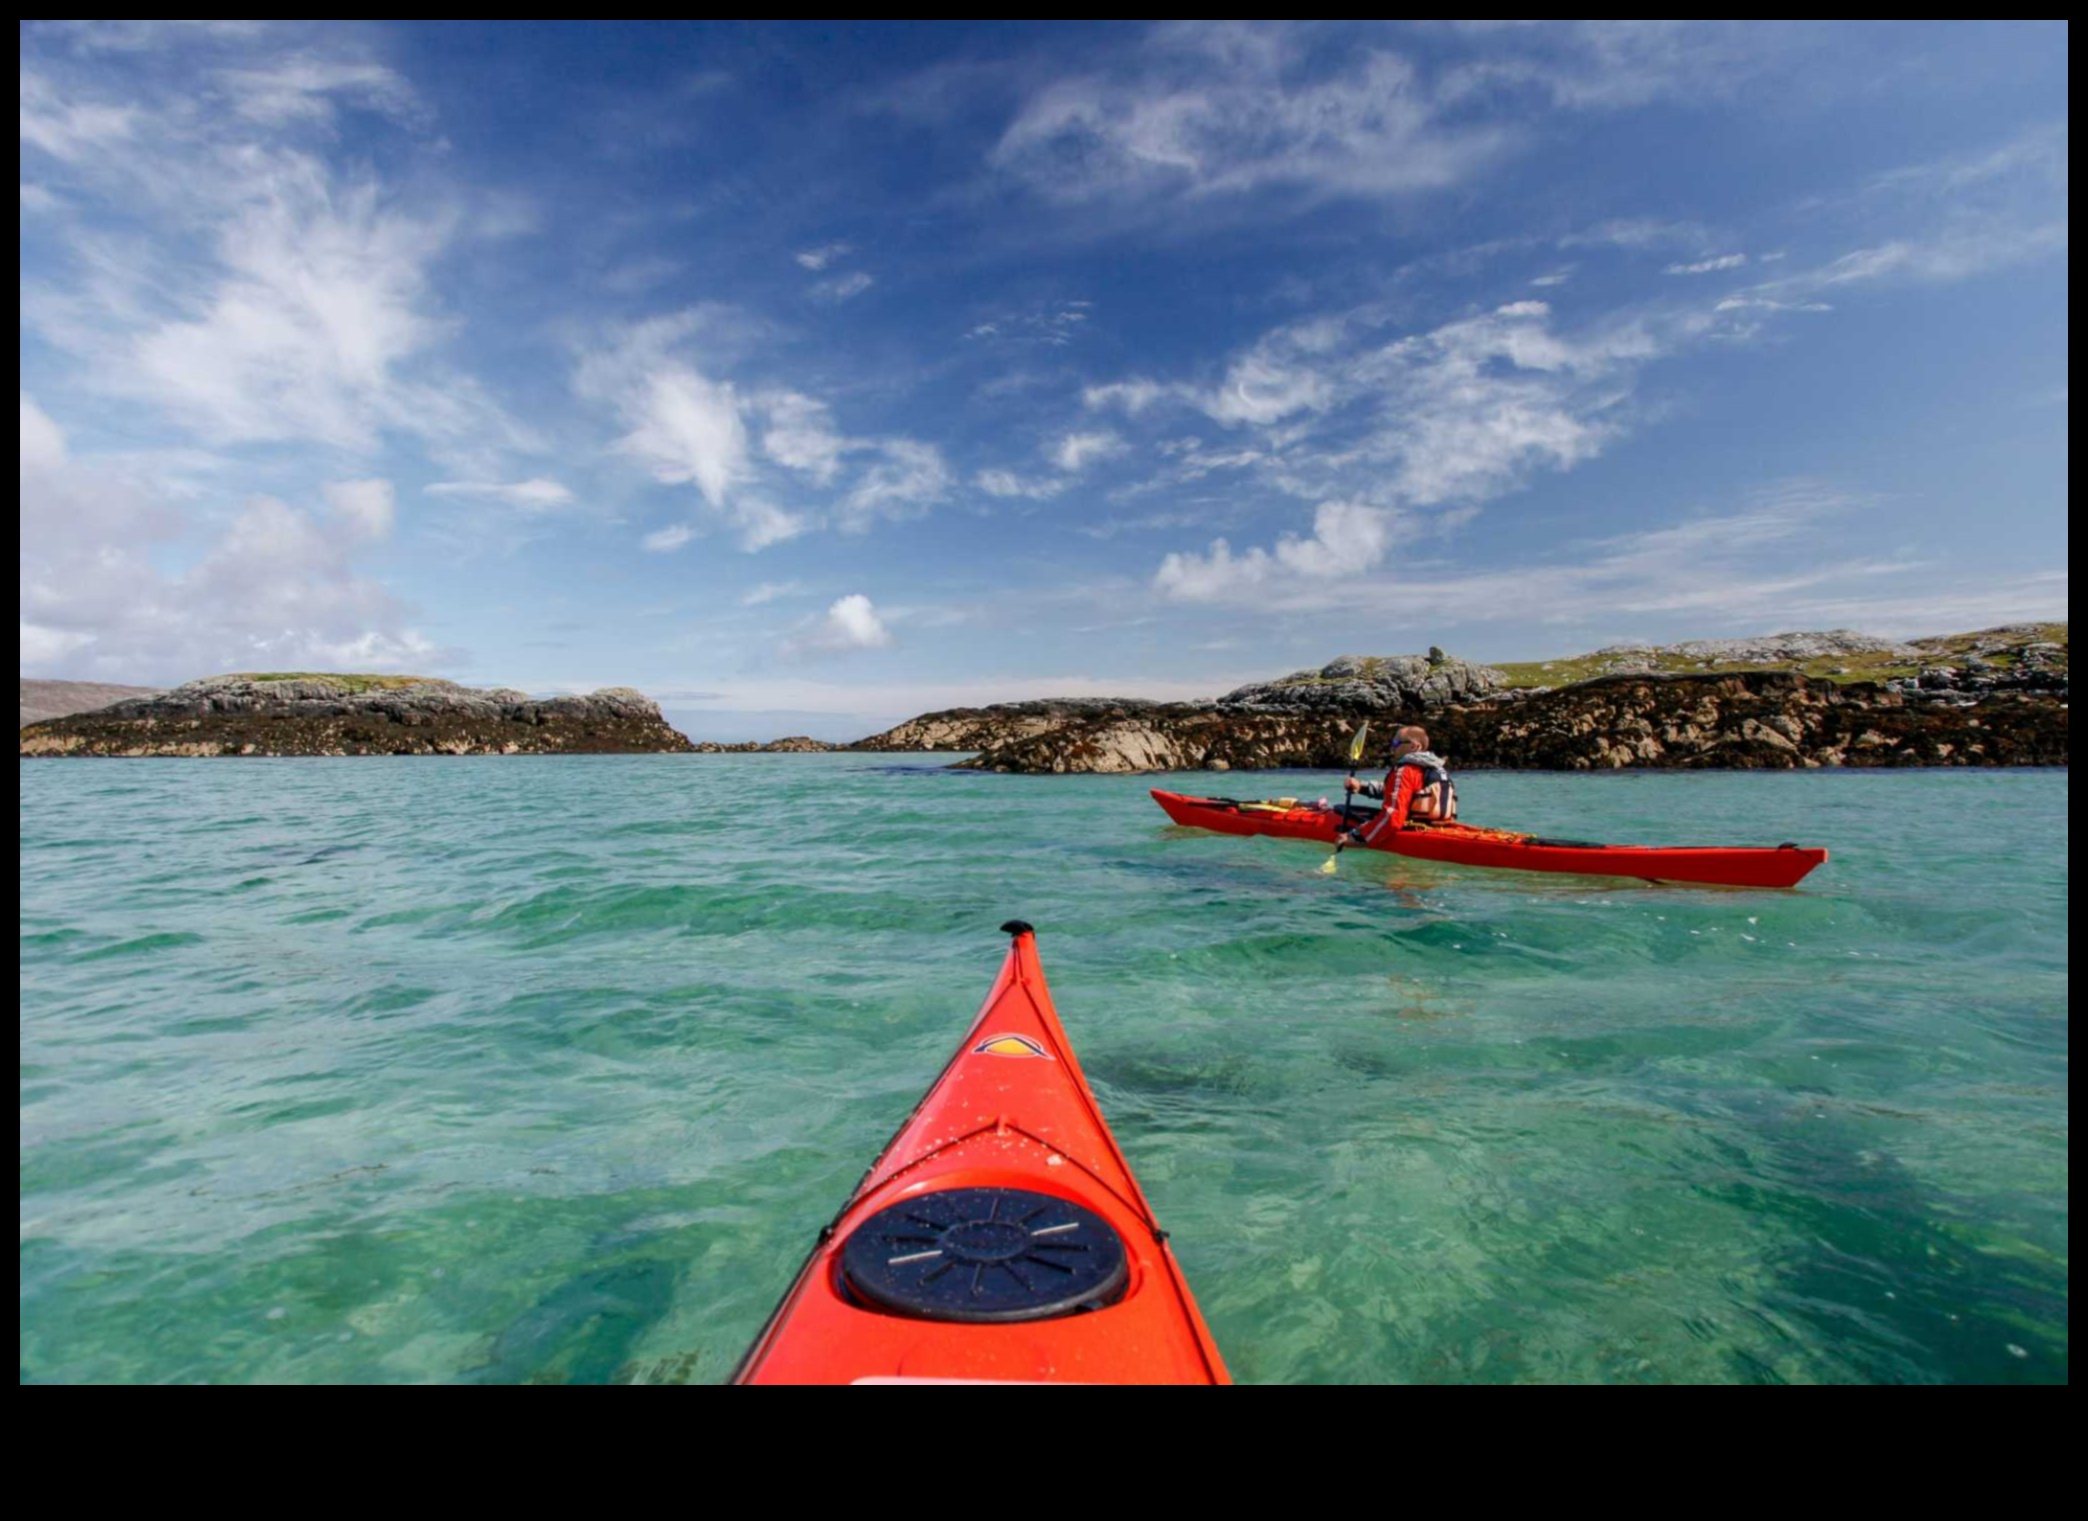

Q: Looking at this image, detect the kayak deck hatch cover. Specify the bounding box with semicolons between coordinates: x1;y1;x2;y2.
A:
1151;789;1826;888
733;921;1229;1385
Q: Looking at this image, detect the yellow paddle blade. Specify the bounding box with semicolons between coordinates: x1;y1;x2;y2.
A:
1348;720;1371;764
1318;854;1339;875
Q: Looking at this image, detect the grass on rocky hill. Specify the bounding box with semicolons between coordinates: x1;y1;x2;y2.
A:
1490;623;2067;690
231;672;435;693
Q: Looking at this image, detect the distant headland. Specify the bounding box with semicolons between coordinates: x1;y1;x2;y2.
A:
19;674;694;756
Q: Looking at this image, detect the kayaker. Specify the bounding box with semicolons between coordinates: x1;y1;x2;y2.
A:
1344;725;1457;833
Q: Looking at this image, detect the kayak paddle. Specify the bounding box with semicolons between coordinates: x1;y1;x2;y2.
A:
1318;720;1370;875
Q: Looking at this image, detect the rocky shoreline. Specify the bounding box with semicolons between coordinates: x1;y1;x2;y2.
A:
19;624;2067;768
928;670;2065;773
850;626;2068;774
19;675;695;757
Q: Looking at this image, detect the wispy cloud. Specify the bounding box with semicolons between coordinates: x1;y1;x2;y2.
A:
794;241;852;271
975;468;1066;500
992;25;1508;206
1665;252;1747;275
21;47;535;475
427;478;576;511
840;440;952;529
641;523;696;552
1094;297;1672;524
1052;429;1129;472
810;269;874;302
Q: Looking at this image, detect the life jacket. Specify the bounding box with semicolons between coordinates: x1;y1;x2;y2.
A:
1394;751;1458;823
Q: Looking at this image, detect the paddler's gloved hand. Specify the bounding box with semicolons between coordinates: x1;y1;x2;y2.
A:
1343;777;1362;793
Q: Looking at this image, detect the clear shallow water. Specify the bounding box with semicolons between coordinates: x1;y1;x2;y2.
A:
20;757;2068;1384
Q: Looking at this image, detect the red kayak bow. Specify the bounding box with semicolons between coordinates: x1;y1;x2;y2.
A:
734;922;1229;1385
1152;790;1827;889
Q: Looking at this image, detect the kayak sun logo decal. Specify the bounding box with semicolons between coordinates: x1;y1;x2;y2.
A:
973;1033;1051;1059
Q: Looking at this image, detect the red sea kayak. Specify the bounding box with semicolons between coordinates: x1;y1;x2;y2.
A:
734;922;1229;1385
1152;789;1827;889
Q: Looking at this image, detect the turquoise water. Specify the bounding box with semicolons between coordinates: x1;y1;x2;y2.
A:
19;757;2068;1384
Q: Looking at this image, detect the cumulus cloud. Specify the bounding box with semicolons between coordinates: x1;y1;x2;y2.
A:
1155;500;1394;601
20;394;434;682
323;477;396;540
786;593;892;656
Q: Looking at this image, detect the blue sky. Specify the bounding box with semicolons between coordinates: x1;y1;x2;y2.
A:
19;21;2070;738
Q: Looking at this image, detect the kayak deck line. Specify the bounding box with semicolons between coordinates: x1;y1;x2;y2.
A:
734;921;1229;1385
1151;789;1828;889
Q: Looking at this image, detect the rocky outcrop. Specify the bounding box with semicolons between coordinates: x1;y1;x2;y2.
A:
20;679;162;727
853;698;1163;752
953;671;2067;774
1219;648;1504;711
693;735;838;753
19;674;695;756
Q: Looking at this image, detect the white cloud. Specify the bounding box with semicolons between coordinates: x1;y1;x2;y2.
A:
21;61;536;474
1665;253;1748;275
577;314;945;548
1725;126;2068;306
613;365;748;506
1437;21;1788;113
215;58;421;126
20;392;68;475
756;391;848;483
794;242;852;271
641;523;696;553
1083;378;1174;415
1101;297;1659;519
787;593;892;656
1148;479;2047;633
18;70;136;161
1530;270;1572;287
975;468;1066;500
323;477;395;540
741;579;807;605
426;477;576;511
1558;216;1711;251
20;394;434;682
810;271;874;302
992;30;1507;205
964;300;1093;348
1052;430;1129;472
840;439;951;529
1155;500;1394;600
